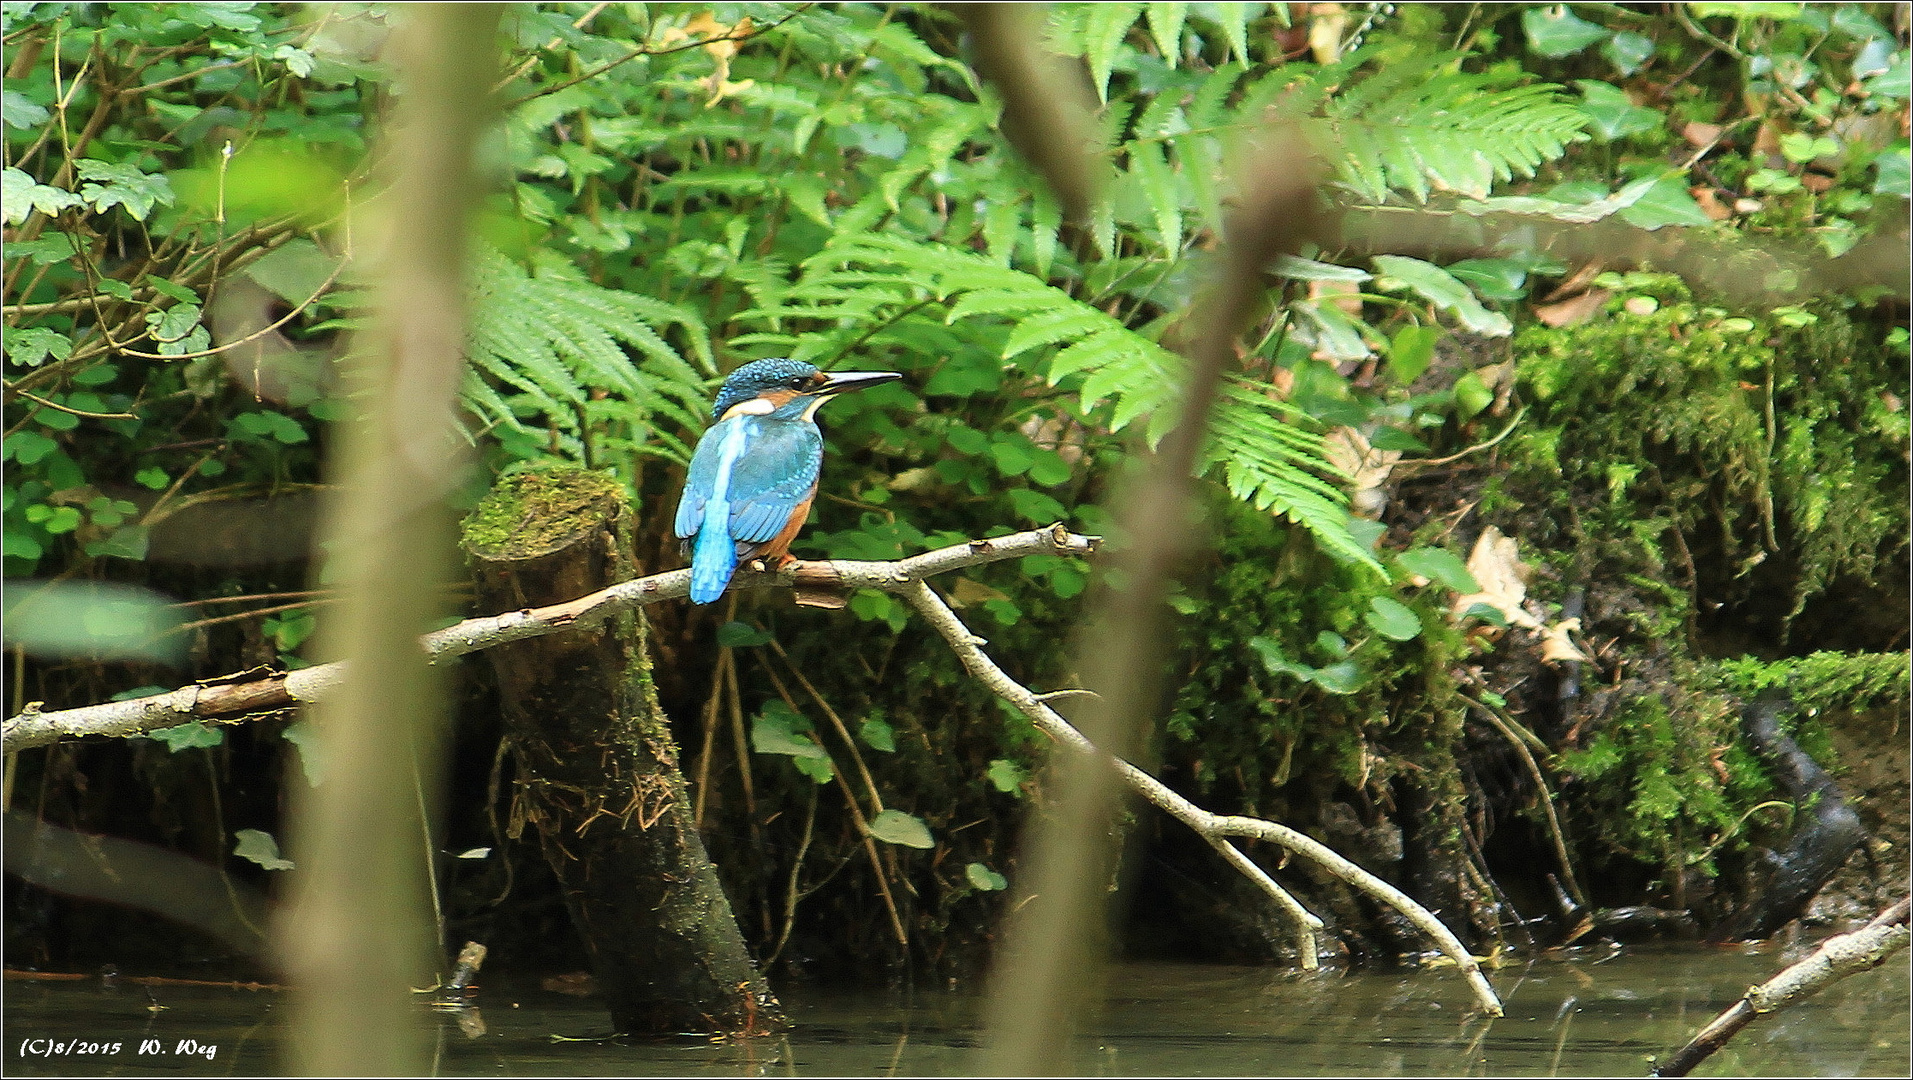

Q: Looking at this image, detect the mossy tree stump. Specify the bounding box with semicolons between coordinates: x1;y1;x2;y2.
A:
463;466;783;1034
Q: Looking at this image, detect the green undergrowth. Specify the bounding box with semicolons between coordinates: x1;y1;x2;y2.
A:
1508;287;1908;632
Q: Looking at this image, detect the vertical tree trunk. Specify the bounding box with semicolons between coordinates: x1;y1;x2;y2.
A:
464;466;783;1034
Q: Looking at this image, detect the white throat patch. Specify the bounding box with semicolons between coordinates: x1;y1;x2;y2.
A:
720;397;778;421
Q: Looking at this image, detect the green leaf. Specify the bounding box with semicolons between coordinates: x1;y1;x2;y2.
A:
136;466;170;490
1082;2;1144;103
1444;259;1528;302
231;410;310;444
1601;31;1655;75
859;714;896;752
150;722;225;752
1371;255;1512;336
75;159;175;221
1617;175;1715;230
1310;660;1363;695
1250;636;1316;682
1364;596;1423;641
987;758;1028;794
4;327;73;368
4;430;58;462
1872;143;1910;197
1397;547;1481;592
1145;3;1188;66
715;621;773;648
233;828;295;871
2;166;81;223
83;525;150;561
752;704;831;761
867;809;934;849
965;862;1009;891
283;720;326;786
1453;370;1494;421
244;239;341;305
1575;80;1663;141
1523;6;1612;58
3;88;47;129
3;581;185;665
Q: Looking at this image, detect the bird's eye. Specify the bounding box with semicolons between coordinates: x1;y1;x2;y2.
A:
789;376;808;389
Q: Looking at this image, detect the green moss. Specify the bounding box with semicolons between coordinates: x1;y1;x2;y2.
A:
1510;300;1908;629
461;464;627;559
1710;651;1911;715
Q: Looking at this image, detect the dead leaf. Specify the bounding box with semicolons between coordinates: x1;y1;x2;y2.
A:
1533;288;1611;328
1539;618;1590;663
1308;3;1347;65
1308;277;1363;317
949;577;1010;609
657;12;755;105
1539;261;1605;303
1682;121;1725;148
1692;186;1734;221
1323;427;1400;518
1452;525;1541;629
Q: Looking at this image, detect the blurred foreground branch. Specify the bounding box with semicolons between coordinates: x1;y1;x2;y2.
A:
277;5;499;1075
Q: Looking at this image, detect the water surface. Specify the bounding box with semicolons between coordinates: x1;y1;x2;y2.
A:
7;945;1907;1075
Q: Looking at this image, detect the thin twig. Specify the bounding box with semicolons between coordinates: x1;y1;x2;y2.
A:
501;5;814;111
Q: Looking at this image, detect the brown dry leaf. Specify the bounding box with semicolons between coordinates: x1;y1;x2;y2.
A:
949;577;1011;609
1323;426;1399;519
1800;172;1835;193
1692;186;1734;221
1533;288;1611;328
1452;525;1541;629
1539;261;1605;303
1539;617;1591;663
1682;121;1725;148
658;12;755;105
1308;3;1347;65
1308;277;1363;317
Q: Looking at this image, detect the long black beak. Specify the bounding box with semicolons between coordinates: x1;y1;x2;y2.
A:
816;370;903;396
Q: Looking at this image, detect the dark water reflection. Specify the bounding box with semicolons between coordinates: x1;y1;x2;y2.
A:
6;945;1908;1076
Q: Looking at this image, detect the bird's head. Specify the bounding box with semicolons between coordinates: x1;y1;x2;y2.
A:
711;358;901;422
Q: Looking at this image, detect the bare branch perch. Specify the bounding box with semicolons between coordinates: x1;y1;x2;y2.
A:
900;580;1503;1017
2;525;1098;753
1654;897;1911;1077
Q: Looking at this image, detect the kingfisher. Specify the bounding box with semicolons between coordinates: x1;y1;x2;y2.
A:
674;358;901;605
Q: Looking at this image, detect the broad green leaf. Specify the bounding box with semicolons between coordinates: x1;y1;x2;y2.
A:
1617;175;1715;230
1576;80;1663;141
1397;547;1481;592
1371;255;1512;336
2;166;81;223
1523;6;1613;58
859;714;897;752
716;621;773;647
244;239;341;305
1601;31;1655;75
1386;324;1440;384
1365;596;1423;641
1310;660;1363;695
283;719;326;786
2;88;47;129
3;581;186;665
867;809;934;849
75;159;175;220
1875;144;1911;197
1453;370;1494;421
987;758;1028;794
1444;259;1529;302
4;327;73;368
150;721;225;752
965;862;1009;891
233;828;295;870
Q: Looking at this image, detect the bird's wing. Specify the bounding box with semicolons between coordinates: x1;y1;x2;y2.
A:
723;422;823;544
673;424;724;540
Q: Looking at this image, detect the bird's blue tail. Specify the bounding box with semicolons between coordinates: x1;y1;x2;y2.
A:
689;506;738;605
